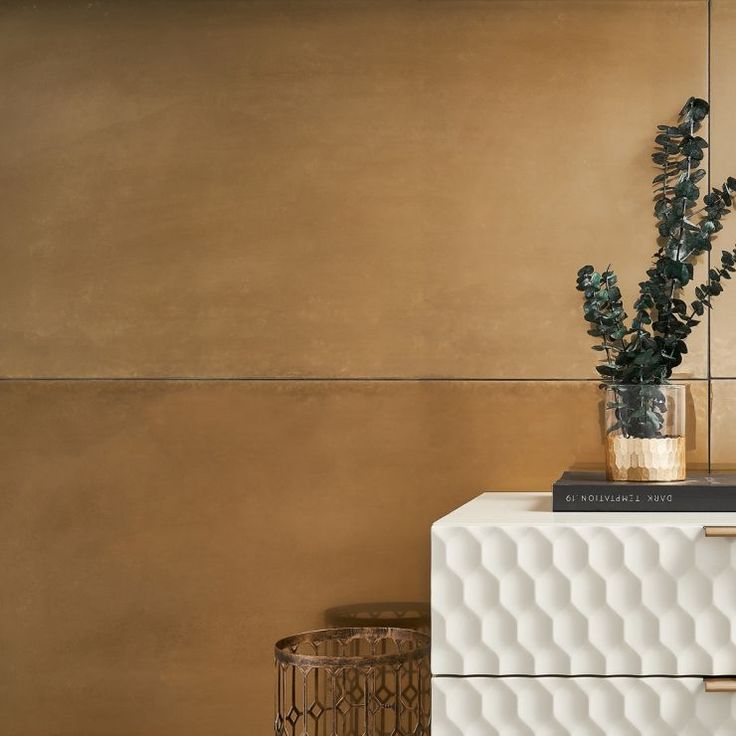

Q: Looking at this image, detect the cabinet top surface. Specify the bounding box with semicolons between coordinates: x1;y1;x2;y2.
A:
433;492;736;527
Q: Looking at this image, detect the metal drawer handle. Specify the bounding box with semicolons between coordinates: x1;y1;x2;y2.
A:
704;526;736;537
704;678;736;692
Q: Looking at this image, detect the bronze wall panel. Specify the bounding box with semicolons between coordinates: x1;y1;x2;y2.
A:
709;0;736;377
709;380;736;467
0;0;708;378
0;379;708;734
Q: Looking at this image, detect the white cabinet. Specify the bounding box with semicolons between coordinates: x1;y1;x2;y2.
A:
433;677;736;736
431;493;736;734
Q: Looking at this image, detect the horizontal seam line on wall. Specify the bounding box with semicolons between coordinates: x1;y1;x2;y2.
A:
0;376;715;383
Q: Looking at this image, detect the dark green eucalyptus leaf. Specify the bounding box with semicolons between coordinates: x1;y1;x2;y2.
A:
633;350;655;366
692;169;707;182
691;97;710;121
704;193;718;206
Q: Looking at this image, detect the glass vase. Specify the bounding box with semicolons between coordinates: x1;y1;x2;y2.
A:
603;384;686;482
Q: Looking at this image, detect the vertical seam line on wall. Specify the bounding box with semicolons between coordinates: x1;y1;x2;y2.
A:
708;0;712;472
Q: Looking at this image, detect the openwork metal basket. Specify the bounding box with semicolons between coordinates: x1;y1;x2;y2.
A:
274;627;430;736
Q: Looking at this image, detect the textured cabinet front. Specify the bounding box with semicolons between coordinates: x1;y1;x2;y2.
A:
433;677;736;736
432;496;736;675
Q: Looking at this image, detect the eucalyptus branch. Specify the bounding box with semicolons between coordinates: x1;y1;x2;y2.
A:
668;110;696;303
576;97;736;438
576;265;631;380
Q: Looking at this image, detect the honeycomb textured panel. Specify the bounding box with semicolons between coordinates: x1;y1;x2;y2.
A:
432;677;736;736
431;494;736;675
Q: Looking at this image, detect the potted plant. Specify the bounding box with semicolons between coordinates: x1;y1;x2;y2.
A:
577;97;736;481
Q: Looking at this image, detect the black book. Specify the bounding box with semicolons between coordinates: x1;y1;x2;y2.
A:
553;470;736;512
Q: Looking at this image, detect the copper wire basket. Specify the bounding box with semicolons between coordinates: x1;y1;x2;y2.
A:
274;627;430;736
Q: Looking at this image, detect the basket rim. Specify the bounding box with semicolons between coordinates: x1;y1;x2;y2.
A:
274;626;430;668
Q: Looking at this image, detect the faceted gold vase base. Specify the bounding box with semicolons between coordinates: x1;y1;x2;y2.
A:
605;436;686;482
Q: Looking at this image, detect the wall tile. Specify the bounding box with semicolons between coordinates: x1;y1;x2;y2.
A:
0;0;708;378
0;378;709;734
710;379;736;467
709;0;736;377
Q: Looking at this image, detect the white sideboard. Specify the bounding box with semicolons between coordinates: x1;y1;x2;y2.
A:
431;493;736;735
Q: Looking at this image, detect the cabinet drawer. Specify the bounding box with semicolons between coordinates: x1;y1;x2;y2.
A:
433;677;736;736
432;522;736;675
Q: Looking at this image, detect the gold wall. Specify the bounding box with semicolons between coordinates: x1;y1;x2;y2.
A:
2;0;733;733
